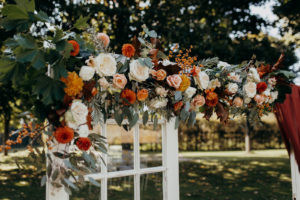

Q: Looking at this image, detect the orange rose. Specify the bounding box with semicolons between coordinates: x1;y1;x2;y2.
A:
151;69;167;81
68;40;80;56
191;95;205;109
174;101;183;111
206;91;218;107
122;44;136;58
54;126;74;144
233;97;243;107
177;74;191;92
121;89;136;105
137;89;148;101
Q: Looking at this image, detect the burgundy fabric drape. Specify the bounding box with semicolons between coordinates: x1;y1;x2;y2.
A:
275;84;300;168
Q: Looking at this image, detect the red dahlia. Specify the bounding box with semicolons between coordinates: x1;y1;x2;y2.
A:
54;126;74;144
76;137;92;151
257;82;268;93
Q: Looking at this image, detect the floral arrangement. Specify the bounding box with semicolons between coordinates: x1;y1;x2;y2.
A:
0;0;294;193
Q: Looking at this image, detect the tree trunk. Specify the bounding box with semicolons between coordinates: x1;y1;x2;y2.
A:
4;112;11;156
245;114;251;153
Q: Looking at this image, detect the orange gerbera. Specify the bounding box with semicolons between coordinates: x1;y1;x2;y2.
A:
54;126;74;144
177;74;191;92
137;89;148;101
61;72;84;97
206;91;218;107
121;89;136;105
122;44;136;58
68;40;80;56
174;101;183;111
76;137;92;151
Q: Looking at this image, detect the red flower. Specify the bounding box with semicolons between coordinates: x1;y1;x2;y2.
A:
54;126;74;144
206;91;218;107
76;137;92;151
257;82;268;93
121;89;136;105
68;40;80;56
122;44;136;58
174;101;183;111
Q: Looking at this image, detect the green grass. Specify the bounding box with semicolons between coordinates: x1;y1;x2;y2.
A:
0;150;292;200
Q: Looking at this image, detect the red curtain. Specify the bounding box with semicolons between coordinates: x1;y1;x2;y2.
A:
275;84;300;168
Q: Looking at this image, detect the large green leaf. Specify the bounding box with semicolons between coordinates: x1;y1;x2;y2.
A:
74;15;90;30
53;61;68;79
15;0;35;13
2;5;28;20
14;34;37;49
0;59;25;84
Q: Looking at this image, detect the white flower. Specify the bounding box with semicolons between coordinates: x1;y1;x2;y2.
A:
78;125;90;137
243;82;257;98
155;87;168;97
64;110;77;129
244;97;252;104
228;72;241;83
185;87;197;98
149;98;168;109
208;79;221;89
129;59;150;82
247;68;260;83
269;91;278;103
70;100;88;126
217;61;230;68
79;66;95;81
194;71;209;90
98;77;110;90
94;53;117;77
160;59;176;66
268;77;277;87
263;88;271;97
227;83;239;94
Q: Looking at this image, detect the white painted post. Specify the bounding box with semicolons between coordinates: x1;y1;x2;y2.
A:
100;123;108;200
134;124;140;200
290;147;300;200
163;118;180;200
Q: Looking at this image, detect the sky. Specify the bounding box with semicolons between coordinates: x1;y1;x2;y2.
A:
250;0;300;85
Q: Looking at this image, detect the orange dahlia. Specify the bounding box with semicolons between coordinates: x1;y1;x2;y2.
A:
68;40;80;56
206;91;218;107
122;44;136;58
54;126;74;144
177;74;191;92
121;89;136;105
137;89;148;101
76;137;92;151
61;72;84;97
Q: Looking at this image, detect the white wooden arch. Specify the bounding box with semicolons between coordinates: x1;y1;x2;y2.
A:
46;118;180;200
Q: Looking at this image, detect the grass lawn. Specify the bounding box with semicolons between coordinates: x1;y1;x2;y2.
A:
0;150;291;200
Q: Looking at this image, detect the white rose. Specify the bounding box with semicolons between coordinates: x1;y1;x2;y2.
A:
98;77;110;90
149;98;168;109
70;100;88;126
243;82;257;98
228;72;241;83
244;97;252;104
208;79;221;89
217;61;230;68
263;88;271;97
78;125;90;137
129;59;149;82
268;77;277;87
94;53;117;77
155;87;168;97
269;91;278;103
227;83;239;94
194;71;209;90
160;59;176;66
79;66;95;81
247;68;260;83
185;87;197;98
65;110;77;129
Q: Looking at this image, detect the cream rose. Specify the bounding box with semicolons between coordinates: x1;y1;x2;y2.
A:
217;61;230;68
64;110;77;129
113;74;127;89
99;77;110;90
166;74;182;89
185;87;197;98
191;95;205;109
268;77;277;87
244;97;252;104
254;94;265;105
194;71;209;90
228;72;241;83
129;60;150;82
70;100;88;125
149;98;168;109
208;79;221;89
227;83;239;94
79;66;95;81
269;91;278;103
247;68;260;83
94;53;117;77
233;97;243;107
155;87;168;97
78;125;90;137
243;82;257;98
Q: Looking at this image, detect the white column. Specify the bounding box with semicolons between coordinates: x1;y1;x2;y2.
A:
290;147;300;200
163;118;180;200
100;123;108;200
134;124;140;200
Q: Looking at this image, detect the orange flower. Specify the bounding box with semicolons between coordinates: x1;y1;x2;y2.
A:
68;40;80;56
177;74;191;92
122;44;136;58
206;91;218;107
137;89;148;101
61;72;84;97
54;126;74;144
76;137;92;151
121;89;136;105
174;101;183;111
97;33;110;48
191;66;201;76
151;69;167;81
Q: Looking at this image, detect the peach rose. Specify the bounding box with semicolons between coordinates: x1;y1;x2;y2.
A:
97;33;110;48
191;95;205;109
166;75;182;89
233;97;243;107
113;74;127;89
254;94;265;105
151;69;167;81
